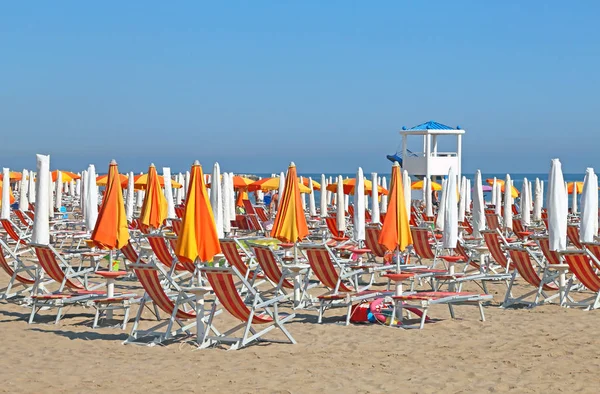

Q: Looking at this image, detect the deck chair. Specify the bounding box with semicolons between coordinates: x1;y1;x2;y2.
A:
28;244;104;324
14;210;32;228
561;249;600;310
219;238;263;285
0;239;43;299
364;224;389;263
325;217;348;241
451;242;511;293
255;206;270;223
175;206;185;219
298;243;382;325
410;227;439;266
170;218;182;236
512;220;533;240
502;247;560;308
482;230;512;273
250;243;298;297
485;213;501;231
146;234;195;276
198;266;296;350
567;224;583;249
1;219;29;253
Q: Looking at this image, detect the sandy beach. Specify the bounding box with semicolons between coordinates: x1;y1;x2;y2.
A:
1;274;598;394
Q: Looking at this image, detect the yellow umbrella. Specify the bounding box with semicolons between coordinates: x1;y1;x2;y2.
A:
175;161;221;263
567;182;584;194
379;162;412;251
248;177;311;193
139;164;168;230
134;173;182;190
325;178;388;195
301;177;321;190
485;179;519;198
271;163;309;243
411;180;442;191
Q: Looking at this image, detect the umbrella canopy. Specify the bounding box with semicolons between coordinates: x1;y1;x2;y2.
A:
91;160;129;249
442;167;458;249
436;179;448;231
52;170;79;183
1;169;11;220
378;162;412;251
411;180;442;191
302;177;321;190
175;161;221;263
248;177;311;193
571;181;578;214
84;165;98;231
19;169;29;211
353;168;366;241
55;170;63;210
134;173;182;190
380;176;388;214
222;173;232;234
458;176;466;223
210;163;224;238
326;178;388;195
521;178;531;227
140;164;168;230
533;178;543;221
96;173;128;187
125;171;135;222
580;168;598;243
486;178;519;198
270;163;309;243
308;178;317;217
548;159;568;251
494;183;502;216
320;174;328;218
567;181;584;194
163;167;177;219
371;172;380;224
402;171;411;219
491;177;497;204
472;170;486;238
336;175;345;232
0;171;23;181
425;177;434;218
503;175;513;231
31;155;50;245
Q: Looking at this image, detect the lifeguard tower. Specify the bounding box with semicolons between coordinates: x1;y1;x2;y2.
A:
398;120;465;180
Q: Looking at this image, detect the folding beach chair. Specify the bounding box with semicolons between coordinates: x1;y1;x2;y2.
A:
482;230;512;273
146;234;194;276
198;266;296;350
485;213;501;231
14;210;32;228
219;238;263;285
298;243;382;325
502;247;560;308
561;249;600;310
1;219;29;253
364;224;389;263
325;217;348;241
410;227;440;266
175;206;185;219
250;243;298;297
0;239;43;299
567;224;583;249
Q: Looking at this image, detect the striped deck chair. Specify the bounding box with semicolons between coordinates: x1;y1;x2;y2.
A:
511;220;533;240
28;244;103;324
242;199;256;215
14;210;32;228
503;247;559;308
567;224;583;249
1;219;29;251
298;243;381;325
410;227;439;266
325;217;348;240
245;214;265;235
255;206;270;223
170;218;182;236
485;213;501;231
146;234;192;274
219;238;261;284
0;239;41;299
25;211;35;221
536;236;565;266
460;219;474;236
234;214;250;231
482;230;512;272
364;224;389;263
125;263;210;345
199;266;296;350
174;206;185;219
250;243;296;296
454;242;511;293
561;250;600;310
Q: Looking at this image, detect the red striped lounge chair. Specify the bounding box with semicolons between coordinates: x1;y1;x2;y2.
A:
170;218;182;236
485;213;501;231
174;206;185;219
298;243;382;325
1;219;29;251
561;250;600;310
567;224;583;249
254;206;270;223
14;210;32;228
482;230;512;273
219;238;262;284
410;227;439;266
250;243;296;297
198;266;296;350
0;239;41;299
146;234;193;275
503;247;559;308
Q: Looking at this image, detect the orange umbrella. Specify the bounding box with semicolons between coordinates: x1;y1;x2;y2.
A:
207;175;254;189
0;171;23;181
91;160;129;249
301;177;321;190
139;164;168;230
236;190;249;207
0;181;16;205
567;181;584;194
411;180;442;191
134;173;183;190
96;173;129;187
325;178;388;195
378;162;412;251
175;161;221;263
248;177;311;193
51;170;79;182
271;162;309;243
485;179;519;198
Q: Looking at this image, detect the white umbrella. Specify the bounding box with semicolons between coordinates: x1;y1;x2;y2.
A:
425;177;434;218
184;170;191;196
344;194;349;213
458;176;466;223
491;177;497;205
300;177;307;212
1;168;11;220
443;167;458;249
494;183;502;216
521;178;531;227
210;163;224;238
31;155;50;245
136;190;144;208
28;171;36;204
380;176;388;214
125;171;135;222
436;178;448;232
256;178;264;204
175;173;183;205
80;170;87;214
19;169;29;211
503;174;513;231
371;172;379;224
533;178;542;221
308;178;317;217
75;178;81;197
162;167;176;219
55;170;63;210
84;164;98;231
48;172;54;218
336;175;345;233
320;174;328;218
68;180;74;197
571;182;578;215
466;179;472;214
548;159;568;251
580;168;598;243
278;172;285;202
402;170;411;221
353;168;366;242
328;176;333;206
472;170;486;238
63;180;69;194
222;173;231;234
228;172;236;220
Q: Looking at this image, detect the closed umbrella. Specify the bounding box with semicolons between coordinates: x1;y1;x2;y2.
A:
533;178;542;221
1;169;11;220
379;162;412;252
402;170;411;222
494;183;502;216
48;172;54;218
222;173;231;234
521;178;531;227
140;164;167;230
425;177;434;218
371;172;379;224
228;172;236;221
353;168;366;242
31;155;50;245
55;170;63;210
503;175;513;231
380;176;388;214
580;168;598;243
300;177;307;212
466;179;472;214
185;171;191;196
125;171;135;222
75;177;81;197
436;179;448;232
163;168;176;219
278;172;285;202
308;178;317;217
571;182;578;215
29;171;36;204
84;165;98;231
336;175;345;234
491;177;497;205
443;167;458;249
210;163;224;238
270;162;309;243
320;174;328;218
19;169;29;211
458;176;466;223
548;159;567;251
136;189;144;209
472;170;486;238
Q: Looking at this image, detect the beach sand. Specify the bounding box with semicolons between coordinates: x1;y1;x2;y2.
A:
1;273;599;394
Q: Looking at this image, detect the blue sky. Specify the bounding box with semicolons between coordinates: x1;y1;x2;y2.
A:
1;1;599;175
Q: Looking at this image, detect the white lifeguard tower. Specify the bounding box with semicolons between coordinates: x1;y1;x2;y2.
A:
399;120;465;180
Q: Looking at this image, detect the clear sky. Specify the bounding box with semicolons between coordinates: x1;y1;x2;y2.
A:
1;1;599;175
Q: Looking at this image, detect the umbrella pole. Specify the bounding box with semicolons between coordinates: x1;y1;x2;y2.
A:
395;246;400;273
